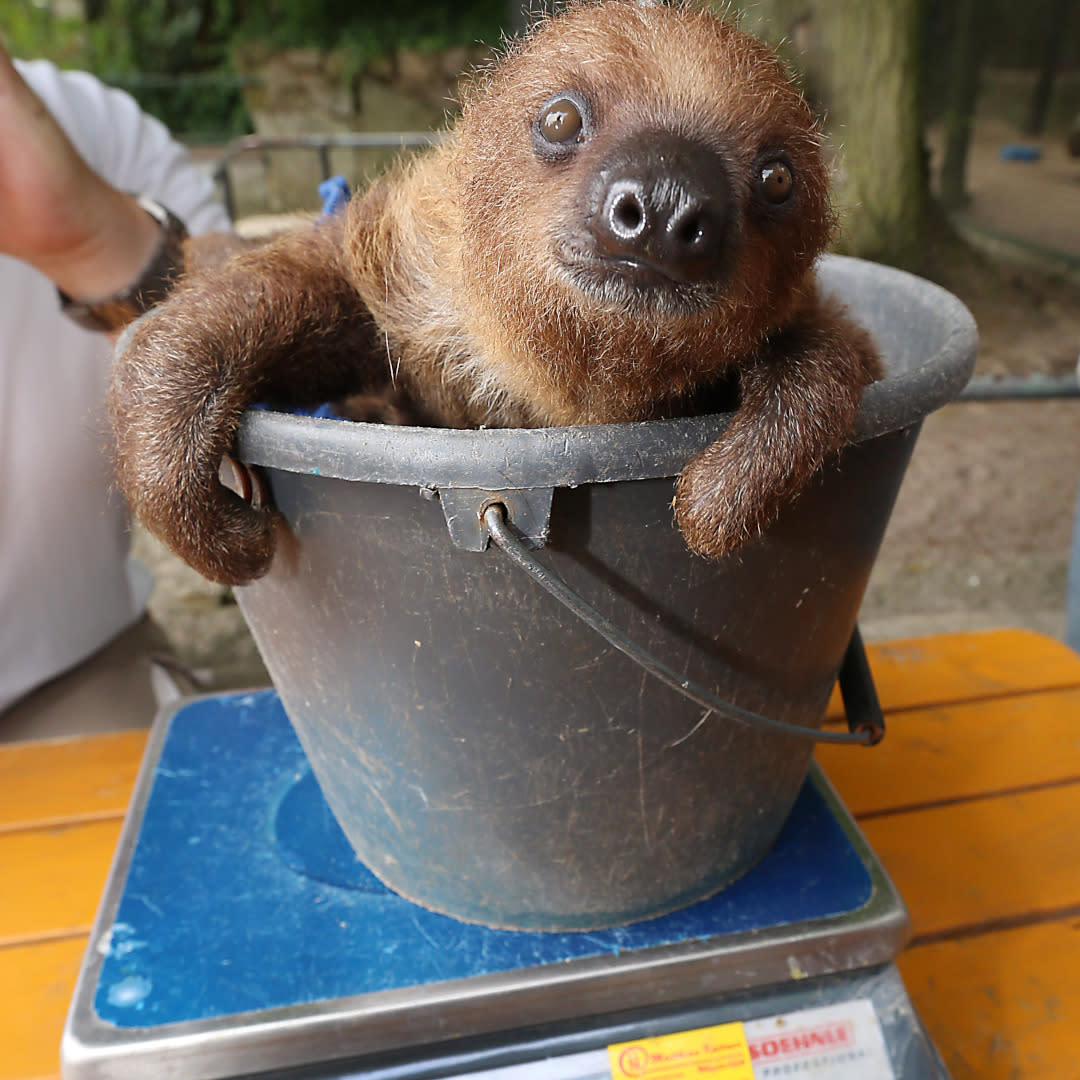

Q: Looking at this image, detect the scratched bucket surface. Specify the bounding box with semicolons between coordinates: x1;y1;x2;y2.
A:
233;256;976;931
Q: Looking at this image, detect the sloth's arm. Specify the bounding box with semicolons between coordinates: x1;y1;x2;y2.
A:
674;294;881;559
110;217;387;587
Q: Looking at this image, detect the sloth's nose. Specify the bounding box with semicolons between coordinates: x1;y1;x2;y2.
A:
588;132;730;283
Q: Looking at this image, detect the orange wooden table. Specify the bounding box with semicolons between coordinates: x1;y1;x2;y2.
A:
4;628;1080;1080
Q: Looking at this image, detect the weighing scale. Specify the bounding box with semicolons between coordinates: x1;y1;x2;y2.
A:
62;689;950;1080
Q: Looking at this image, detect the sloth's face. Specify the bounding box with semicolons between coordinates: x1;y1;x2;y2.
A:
450;0;836;414
458;1;832;331
531;86;805;317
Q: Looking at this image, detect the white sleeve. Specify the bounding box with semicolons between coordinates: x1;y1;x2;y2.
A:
14;59;231;236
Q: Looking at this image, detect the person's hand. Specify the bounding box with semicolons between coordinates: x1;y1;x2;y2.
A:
0;40;161;302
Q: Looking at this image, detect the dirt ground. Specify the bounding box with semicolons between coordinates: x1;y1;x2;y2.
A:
856;119;1080;642
137;116;1080;690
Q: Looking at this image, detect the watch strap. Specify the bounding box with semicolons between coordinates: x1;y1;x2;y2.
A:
58;195;188;333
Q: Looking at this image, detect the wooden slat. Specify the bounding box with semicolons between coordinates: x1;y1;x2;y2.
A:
0;629;1073;1080
0;820;123;947
825;629;1080;719
818;687;1080;817
900;920;1080;1080
0;936;85;1080
860;783;1080;941
0;730;145;834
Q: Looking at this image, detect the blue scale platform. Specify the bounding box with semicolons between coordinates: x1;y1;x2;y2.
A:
92;690;875;1031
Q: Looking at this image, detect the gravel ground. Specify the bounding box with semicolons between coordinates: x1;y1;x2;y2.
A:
858;400;1078;643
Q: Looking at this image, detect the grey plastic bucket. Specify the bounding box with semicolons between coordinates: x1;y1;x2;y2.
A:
233;255;976;931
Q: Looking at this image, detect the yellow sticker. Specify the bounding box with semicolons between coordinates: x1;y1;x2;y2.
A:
608;1022;754;1079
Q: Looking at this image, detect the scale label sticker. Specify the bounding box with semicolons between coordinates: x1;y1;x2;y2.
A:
743;1001;895;1078
608;1021;754;1079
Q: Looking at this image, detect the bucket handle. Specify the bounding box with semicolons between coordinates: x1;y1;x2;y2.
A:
482;503;884;747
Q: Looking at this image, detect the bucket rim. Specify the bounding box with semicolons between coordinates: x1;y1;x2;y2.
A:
236;255;977;490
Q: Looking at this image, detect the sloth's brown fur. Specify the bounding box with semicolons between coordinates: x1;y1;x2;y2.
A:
110;0;881;587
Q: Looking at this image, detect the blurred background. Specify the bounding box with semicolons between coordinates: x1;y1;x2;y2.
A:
3;0;1080;685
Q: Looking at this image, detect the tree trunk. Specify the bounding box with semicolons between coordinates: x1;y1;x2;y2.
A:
507;0;556;34
731;0;928;268
938;0;986;209
1023;0;1074;135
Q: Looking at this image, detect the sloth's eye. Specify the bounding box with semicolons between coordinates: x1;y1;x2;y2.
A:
759;160;794;204
532;92;591;161
540;98;584;144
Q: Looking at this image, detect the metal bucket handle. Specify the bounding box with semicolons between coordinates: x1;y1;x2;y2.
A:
482;502;884;747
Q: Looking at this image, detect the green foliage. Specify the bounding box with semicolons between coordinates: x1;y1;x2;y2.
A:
1;0;252;138
0;1;88;67
233;2;507;62
85;0;251;139
1;0;507;139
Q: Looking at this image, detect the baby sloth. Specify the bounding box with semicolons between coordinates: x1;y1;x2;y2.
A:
110;0;881;587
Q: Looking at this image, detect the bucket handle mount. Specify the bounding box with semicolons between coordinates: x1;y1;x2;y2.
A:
482;503;884;748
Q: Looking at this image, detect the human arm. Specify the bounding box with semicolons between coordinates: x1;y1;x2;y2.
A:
0;41;167;306
0;43;233;327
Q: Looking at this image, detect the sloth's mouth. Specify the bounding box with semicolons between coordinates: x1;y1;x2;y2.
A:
556;244;716;316
596;254;687;287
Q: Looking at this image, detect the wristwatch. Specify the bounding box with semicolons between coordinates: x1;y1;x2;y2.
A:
58;195;189;333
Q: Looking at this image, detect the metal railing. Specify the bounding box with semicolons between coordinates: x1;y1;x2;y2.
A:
210;132;440;221
958;373;1079;400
